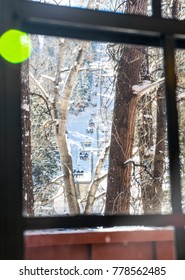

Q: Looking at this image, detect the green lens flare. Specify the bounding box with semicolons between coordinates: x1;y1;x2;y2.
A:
0;29;32;64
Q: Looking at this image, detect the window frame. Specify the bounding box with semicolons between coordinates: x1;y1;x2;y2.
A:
1;0;185;259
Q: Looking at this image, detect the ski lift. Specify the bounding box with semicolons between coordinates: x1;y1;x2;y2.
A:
69;104;75;114
84;141;91;147
86;126;94;134
79;151;89;161
88;119;95;128
91;101;97;107
78;103;85;112
91;110;96;117
84;101;89;107
82;138;91;147
101;128;108;134
73;168;84;177
87;96;91;102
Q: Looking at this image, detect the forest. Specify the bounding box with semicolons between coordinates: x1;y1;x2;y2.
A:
22;0;185;217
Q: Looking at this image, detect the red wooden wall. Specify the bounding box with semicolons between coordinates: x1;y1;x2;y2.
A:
24;228;175;260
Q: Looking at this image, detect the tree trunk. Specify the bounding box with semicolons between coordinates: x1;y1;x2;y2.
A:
152;85;166;213
105;0;147;214
21;60;34;216
138;92;154;214
84;145;109;214
171;0;179;19
137;81;165;214
55;42;88;214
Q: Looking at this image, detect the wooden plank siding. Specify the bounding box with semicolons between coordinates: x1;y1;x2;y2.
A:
24;228;175;260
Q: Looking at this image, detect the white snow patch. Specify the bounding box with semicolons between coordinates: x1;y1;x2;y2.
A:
22;103;30;111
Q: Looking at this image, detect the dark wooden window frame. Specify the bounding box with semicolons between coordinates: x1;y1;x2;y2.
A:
1;0;185;259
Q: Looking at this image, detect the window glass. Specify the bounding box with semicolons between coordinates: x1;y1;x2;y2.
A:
26;0;152;15
21;34;172;217
162;0;185;19
176;49;185;213
26;1;185;20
